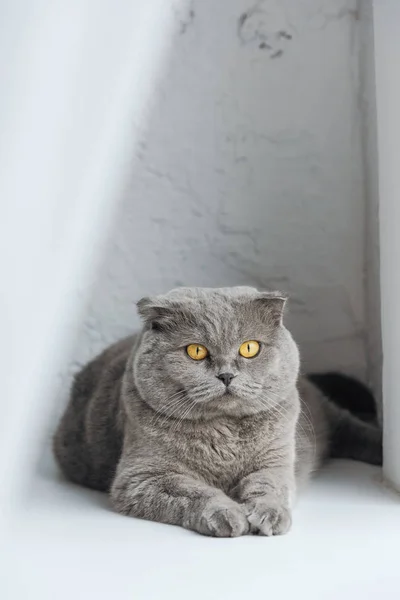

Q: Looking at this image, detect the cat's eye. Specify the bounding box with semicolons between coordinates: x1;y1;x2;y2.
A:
186;344;209;360
239;340;260;358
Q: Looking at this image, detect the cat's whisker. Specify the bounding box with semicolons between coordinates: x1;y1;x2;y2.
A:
149;390;188;428
261;393;317;461
170;399;196;434
152;401;186;429
150;393;185;425
156;404;192;431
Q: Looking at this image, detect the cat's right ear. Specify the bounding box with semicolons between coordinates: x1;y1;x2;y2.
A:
137;297;174;331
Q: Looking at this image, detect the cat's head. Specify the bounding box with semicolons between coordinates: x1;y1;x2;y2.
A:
133;286;299;420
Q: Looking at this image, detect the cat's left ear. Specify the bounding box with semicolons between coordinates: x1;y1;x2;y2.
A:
253;291;288;326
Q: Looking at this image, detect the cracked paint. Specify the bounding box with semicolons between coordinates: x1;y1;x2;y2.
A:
237;0;293;58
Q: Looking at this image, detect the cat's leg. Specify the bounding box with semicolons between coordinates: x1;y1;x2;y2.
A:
110;456;249;537
231;443;296;536
323;400;382;465
53;365;98;489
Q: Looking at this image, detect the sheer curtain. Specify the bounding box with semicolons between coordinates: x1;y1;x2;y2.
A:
0;0;178;525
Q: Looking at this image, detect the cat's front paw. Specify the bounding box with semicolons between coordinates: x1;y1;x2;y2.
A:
244;497;292;536
198;498;249;538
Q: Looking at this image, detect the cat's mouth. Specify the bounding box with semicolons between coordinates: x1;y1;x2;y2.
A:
219;387;239;400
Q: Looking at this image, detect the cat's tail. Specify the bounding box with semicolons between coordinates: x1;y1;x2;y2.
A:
308;372;377;423
308;372;382;466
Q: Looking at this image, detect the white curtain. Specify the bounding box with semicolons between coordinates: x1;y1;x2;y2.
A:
0;0;178;524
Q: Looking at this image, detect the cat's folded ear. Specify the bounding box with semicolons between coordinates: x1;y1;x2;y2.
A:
137;296;193;331
253;291;288;325
137;296;169;331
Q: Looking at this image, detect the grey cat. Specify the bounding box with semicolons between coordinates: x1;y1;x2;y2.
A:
54;286;382;537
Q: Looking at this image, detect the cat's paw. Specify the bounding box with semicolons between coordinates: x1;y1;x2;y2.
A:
198;498;249;537
244;497;292;536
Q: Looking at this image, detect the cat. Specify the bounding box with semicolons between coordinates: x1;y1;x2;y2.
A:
53;286;382;537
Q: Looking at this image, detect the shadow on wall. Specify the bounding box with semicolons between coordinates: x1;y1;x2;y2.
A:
59;0;367;416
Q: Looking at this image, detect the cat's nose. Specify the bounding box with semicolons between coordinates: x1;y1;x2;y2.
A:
217;372;235;387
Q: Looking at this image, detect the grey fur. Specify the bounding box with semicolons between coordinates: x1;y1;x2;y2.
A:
54;287;382;537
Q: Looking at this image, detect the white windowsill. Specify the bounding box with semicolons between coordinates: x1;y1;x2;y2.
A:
3;460;399;600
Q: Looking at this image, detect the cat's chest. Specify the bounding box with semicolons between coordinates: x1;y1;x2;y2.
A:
177;418;270;489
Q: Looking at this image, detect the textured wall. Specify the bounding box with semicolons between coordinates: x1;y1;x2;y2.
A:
65;0;368;392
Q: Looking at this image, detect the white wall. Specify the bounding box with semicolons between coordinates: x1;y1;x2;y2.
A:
359;0;382;409
61;0;368;402
373;0;400;490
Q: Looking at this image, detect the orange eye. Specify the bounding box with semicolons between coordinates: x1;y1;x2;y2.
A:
239;340;260;358
186;344;209;361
